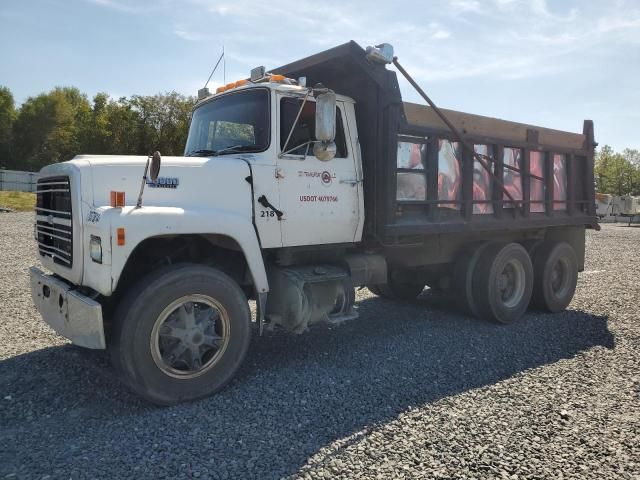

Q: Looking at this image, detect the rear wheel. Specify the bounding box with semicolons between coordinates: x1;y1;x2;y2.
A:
452;242;495;317
367;284;385;297
110;264;251;405
367;270;424;301
331;277;356;315
472;243;533;324
532;241;578;312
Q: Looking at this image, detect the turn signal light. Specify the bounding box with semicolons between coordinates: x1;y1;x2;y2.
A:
216;86;226;94
234;79;248;88
110;191;125;208
270;74;285;82
116;227;125;246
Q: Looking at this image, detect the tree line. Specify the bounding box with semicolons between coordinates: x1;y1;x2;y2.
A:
595;146;640;196
1;84;639;196
0;85;194;171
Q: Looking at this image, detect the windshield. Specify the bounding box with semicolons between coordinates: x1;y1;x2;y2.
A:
184;89;270;156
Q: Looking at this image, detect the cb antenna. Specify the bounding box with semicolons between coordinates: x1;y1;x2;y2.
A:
203;47;225;90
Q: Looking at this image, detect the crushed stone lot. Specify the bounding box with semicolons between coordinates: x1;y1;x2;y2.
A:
1;212;638;479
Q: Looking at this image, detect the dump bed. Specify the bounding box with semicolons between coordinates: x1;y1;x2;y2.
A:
275;41;597;244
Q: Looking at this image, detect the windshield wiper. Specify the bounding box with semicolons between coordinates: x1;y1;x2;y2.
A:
215;145;261;156
186;146;260;157
186;149;218;157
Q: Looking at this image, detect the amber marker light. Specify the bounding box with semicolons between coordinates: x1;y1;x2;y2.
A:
110;191;125;207
116;228;125;246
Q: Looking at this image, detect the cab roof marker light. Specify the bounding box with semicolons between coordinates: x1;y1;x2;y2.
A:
250;66;266;82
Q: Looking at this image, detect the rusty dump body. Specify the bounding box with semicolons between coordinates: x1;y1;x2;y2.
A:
275;41;597;267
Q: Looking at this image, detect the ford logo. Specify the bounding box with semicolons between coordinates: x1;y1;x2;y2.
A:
147;177;179;189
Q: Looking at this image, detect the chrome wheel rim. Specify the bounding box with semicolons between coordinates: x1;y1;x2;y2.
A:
150;294;229;379
497;259;526;309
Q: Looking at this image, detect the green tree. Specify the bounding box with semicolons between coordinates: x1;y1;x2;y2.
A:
595;145;640;195
129;91;194;156
13;87;91;170
0;86;17;168
622;148;640;195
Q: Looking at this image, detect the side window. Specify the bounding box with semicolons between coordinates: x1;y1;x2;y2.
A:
280;98;347;157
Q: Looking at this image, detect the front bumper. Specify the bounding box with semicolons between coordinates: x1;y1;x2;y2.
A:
30;267;106;349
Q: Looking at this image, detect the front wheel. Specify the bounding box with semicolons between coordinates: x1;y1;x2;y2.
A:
110;264;251;405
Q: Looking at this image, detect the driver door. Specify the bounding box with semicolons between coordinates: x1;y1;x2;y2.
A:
275;94;361;247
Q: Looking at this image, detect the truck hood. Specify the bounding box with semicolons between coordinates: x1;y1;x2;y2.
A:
37;154;256;291
44;154;254;214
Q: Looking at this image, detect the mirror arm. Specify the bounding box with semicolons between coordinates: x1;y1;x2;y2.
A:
280;140;317;157
135;154;152;209
279;89;311;158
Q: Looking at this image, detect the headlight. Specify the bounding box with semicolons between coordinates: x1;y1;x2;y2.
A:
89;235;102;264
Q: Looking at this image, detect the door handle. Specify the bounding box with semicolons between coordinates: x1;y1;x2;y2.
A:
257;195;284;220
340;179;361;185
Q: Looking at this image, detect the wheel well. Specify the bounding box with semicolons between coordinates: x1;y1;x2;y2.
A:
113;234;252;299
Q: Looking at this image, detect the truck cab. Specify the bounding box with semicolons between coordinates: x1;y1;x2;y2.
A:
184;80;364;248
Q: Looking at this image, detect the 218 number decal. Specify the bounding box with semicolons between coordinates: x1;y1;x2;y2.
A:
260;210;276;218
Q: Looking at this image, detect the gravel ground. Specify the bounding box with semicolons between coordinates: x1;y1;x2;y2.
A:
0;212;638;479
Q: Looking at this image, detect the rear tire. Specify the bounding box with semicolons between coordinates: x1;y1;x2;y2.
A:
368;270;424;301
331;277;356;315
452;242;495;317
367;284;385;297
531;241;578;312
472;243;533;324
110;264;251;405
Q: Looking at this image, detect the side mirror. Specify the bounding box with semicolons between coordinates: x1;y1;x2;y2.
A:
150;151;161;182
315;91;336;143
314;91;336;161
313;141;337;162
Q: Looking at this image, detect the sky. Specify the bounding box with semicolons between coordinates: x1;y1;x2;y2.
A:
1;0;639;151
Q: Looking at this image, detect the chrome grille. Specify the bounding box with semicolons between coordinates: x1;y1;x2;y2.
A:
35;176;73;267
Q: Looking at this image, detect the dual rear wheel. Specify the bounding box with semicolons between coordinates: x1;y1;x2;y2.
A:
456;240;578;323
369;240;578;324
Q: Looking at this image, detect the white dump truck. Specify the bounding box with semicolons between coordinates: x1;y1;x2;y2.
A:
30;42;598;404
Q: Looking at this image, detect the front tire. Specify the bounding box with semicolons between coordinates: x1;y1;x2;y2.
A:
110;264;251;405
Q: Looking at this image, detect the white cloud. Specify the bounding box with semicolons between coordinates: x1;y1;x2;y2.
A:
93;0;640;85
431;30;452;40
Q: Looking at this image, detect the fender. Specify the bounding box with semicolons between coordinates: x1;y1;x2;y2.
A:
108;206;268;295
